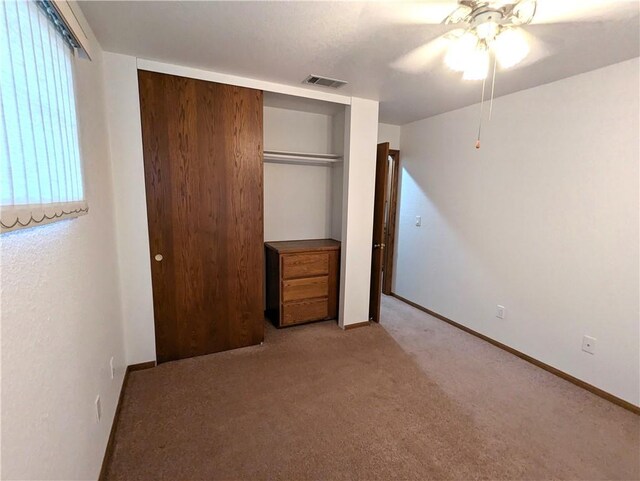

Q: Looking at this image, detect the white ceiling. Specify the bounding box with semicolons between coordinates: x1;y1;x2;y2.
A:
79;1;640;125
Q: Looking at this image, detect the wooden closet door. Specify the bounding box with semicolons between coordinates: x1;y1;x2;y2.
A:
138;70;264;363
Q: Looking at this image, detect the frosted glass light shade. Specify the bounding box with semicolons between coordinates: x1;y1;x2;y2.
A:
444;32;478;72
476;21;499;41
492;28;530;69
462;47;490;80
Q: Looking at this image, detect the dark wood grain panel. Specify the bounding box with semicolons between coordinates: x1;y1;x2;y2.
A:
139;70;180;362
369;142;390;323
139;70;264;363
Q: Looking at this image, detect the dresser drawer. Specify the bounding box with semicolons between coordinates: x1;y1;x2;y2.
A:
282;252;329;280
282;299;329;326
282;276;328;302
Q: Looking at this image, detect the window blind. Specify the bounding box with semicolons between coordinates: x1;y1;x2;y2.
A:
0;0;87;233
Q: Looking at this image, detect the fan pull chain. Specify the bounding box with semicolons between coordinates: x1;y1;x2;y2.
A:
489;55;497;120
476;74;487;149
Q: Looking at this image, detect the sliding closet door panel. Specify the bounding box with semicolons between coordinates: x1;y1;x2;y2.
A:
139;70;264;363
139;71;181;362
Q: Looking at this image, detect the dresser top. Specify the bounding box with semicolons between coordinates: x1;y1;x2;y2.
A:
265;239;341;253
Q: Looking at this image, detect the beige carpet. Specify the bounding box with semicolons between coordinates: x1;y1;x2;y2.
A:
103;296;639;480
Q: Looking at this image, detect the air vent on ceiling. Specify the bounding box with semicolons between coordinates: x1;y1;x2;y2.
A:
303;75;348;89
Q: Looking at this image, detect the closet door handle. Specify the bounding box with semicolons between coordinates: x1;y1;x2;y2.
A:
154;254;163;262
373;243;386;249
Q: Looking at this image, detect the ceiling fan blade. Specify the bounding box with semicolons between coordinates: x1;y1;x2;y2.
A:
390;30;463;73
371;1;459;25
532;0;639;24
503;29;551;70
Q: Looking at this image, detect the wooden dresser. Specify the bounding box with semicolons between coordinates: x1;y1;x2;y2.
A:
265;239;340;327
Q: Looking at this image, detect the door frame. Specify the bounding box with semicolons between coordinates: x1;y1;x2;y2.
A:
382;149;400;295
369;143;390;323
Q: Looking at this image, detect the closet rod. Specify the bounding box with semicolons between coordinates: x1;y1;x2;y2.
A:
263;149;343;166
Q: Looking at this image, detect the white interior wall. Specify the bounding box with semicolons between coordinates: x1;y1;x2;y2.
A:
1;15;126;480
102;52;156;365
264;106;333;153
339;98;380;327
378;123;401;150
264;162;333;241
395;58;640;406
331;110;346;241
263;106;336;241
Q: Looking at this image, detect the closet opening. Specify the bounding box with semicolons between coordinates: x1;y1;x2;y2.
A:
262;92;346;328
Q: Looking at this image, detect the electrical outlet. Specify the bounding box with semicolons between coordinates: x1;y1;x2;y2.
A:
496;305;505;319
582;335;597;355
415;216;422;227
110;357;114;380
95;396;101;422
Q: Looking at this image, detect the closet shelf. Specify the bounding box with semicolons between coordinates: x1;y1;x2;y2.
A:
263;150;343;166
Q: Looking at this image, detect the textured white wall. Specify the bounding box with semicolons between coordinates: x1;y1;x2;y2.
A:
395;58;640;406
264;163;334;241
339;98;380;327
264;106;333;154
377;123;401;150
103;52;156;365
263;107;337;242
0;18;126;480
331;111;346;241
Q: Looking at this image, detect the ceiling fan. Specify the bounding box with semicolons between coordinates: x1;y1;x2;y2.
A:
440;0;537;80
386;0;638;147
390;0;638;76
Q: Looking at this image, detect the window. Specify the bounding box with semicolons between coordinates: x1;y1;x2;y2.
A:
1;0;87;233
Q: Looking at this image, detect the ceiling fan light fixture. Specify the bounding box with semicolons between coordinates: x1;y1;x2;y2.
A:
492;28;530;69
445;5;473;24
444;31;479;72
439;0;535;80
475;20;499;40
462;45;490;80
511;0;537;25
